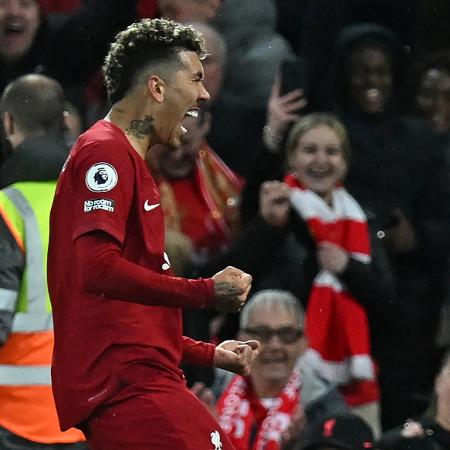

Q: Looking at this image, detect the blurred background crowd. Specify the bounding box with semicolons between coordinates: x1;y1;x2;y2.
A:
0;0;449;449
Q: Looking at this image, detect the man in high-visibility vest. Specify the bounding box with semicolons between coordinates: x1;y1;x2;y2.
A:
0;74;87;449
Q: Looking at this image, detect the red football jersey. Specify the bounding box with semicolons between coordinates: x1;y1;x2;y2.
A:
48;121;215;430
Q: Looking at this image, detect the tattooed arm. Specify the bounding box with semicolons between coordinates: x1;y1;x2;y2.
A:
212;267;252;313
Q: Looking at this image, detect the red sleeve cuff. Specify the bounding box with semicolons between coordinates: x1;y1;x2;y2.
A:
182;336;216;366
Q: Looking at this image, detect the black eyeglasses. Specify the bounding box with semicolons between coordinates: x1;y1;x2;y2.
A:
243;326;303;344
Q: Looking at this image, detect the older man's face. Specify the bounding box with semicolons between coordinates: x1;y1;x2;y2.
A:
0;0;40;60
240;303;306;384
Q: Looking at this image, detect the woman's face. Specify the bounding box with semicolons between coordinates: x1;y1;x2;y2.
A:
289;125;347;202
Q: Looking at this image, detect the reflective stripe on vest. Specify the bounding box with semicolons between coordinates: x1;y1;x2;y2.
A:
0;288;17;312
3;187;52;332
0;364;51;385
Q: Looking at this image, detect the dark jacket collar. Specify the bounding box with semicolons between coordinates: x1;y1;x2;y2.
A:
0;134;69;189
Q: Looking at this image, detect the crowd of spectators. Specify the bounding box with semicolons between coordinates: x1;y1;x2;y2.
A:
0;0;449;449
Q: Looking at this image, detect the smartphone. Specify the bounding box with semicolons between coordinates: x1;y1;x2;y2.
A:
280;58;308;96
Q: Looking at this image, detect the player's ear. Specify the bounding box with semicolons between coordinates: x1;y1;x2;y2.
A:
147;75;165;103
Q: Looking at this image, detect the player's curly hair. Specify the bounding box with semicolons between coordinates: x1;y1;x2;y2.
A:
103;18;206;104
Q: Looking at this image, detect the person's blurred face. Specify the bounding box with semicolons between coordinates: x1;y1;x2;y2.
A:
157;51;210;149
158;113;210;178
415;68;450;134
0;0;40;61
289;125;347;203
347;46;393;115
159;0;220;23
200;36;224;102
435;358;450;408
240;303;306;385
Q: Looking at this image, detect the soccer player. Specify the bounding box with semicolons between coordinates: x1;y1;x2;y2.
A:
47;18;259;450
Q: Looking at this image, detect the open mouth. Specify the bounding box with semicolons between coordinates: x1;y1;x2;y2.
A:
3;22;26;37
260;352;288;364
307;169;332;179
185;108;199;118
363;88;383;104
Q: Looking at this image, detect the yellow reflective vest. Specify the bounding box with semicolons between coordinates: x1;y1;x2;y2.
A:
0;181;84;443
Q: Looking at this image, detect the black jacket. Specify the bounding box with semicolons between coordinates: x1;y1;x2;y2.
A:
379;417;450;450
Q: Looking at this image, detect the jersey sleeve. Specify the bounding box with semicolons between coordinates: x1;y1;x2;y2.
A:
68;140;134;244
182;336;216;367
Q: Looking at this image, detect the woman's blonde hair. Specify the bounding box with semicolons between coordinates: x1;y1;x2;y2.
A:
286;112;351;163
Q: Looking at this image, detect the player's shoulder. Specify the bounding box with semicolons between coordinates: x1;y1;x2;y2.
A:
72;120;132;165
79;120;124;151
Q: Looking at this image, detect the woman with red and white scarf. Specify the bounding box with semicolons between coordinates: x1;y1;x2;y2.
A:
282;113;381;435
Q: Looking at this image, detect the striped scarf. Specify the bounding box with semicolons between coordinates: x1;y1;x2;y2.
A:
285;173;379;406
157;142;244;247
217;365;302;450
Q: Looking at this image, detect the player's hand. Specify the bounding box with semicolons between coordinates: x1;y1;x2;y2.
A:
213;340;260;376
212;266;252;313
259;180;291;228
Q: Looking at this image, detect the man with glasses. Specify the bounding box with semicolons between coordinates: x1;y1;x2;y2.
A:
216;289;307;450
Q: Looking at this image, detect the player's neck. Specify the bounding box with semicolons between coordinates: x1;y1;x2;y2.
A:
106;100;156;159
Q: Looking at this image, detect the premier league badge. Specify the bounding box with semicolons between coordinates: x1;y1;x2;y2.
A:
85;162;118;192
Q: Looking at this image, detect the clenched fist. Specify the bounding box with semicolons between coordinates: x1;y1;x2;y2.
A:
213;340;260;376
212;266;252;313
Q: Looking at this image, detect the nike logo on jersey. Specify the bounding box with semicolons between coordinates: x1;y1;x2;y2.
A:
144;200;160;212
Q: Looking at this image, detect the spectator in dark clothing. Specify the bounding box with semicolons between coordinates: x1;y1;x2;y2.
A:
405;51;450;356
0;0;137;112
333;24;450;429
0;74;69;189
406;50;450;161
299;1;417;112
378;352;450;450
272;0;310;55
297;413;375;450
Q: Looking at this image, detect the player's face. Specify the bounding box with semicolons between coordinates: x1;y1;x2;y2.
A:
0;0;40;60
289;125;347;204
161;51;210;149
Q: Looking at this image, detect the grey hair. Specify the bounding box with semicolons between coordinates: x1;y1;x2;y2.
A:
239;289;304;329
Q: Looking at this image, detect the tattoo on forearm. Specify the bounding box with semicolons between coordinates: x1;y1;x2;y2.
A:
125;115;155;139
216;282;242;297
